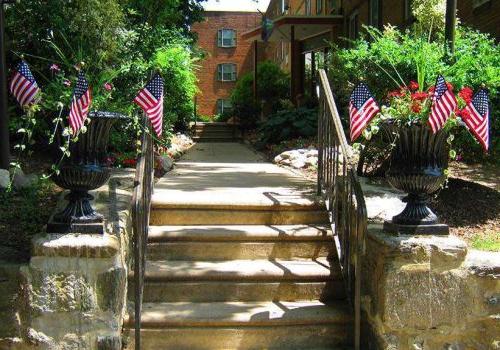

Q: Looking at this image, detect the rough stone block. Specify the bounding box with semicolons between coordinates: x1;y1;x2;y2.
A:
96;267;126;314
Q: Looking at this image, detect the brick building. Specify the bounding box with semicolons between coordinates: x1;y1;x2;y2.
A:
191;11;262;117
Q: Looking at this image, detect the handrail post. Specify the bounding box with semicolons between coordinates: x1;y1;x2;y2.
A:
132;116;154;350
316;69;367;350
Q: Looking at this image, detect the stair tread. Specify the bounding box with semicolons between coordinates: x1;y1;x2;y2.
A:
152;188;323;211
148;224;333;242
128;300;352;327
139;258;337;281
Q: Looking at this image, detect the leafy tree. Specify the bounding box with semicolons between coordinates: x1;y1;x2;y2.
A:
231;61;289;129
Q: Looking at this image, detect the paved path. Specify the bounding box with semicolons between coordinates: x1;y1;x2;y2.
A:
153;143;319;208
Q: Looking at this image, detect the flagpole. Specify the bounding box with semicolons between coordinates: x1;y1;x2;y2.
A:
0;1;13;170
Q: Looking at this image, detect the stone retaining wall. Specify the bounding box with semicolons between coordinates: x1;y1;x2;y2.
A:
361;179;500;350
0;169;135;350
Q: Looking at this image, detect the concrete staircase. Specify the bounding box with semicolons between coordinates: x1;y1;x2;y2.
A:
124;143;353;350
191;122;241;142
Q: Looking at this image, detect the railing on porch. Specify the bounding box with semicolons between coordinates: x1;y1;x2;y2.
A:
316;68;367;350
132;117;154;350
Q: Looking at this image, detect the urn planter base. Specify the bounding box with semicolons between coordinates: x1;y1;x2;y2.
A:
47;192;104;234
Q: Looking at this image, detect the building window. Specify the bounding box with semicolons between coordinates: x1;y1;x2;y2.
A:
217;99;232;115
316;0;323;14
305;0;312;15
217;29;236;48
369;0;380;28
349;12;359;41
217;63;237;81
404;0;412;22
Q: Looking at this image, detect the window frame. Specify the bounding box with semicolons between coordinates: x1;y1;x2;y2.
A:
217;63;237;82
316;0;323;14
305;0;312;15
404;0;413;22
217;28;237;48
216;99;232;115
348;11;359;41
328;0;338;14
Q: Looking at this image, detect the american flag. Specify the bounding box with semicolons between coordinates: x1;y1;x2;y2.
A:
429;75;457;133
462;89;489;152
134;74;164;137
68;71;92;135
9;61;40;107
349;83;380;142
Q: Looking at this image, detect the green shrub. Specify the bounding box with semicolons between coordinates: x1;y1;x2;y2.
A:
328;25;500;162
258;107;317;145
231;61;289;130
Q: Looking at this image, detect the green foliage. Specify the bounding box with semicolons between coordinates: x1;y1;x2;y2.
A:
5;0;203;158
231;61;289;130
471;231;500;252
328;25;500;162
258;107;317;145
0;179;59;262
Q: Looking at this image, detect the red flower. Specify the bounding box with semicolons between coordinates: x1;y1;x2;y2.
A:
428;86;435;94
408;81;419;91
411;91;428;102
411;101;422;113
388;89;405;98
458;108;471;120
446;82;454;91
103;82;113;91
122;158;137;167
458;87;473;104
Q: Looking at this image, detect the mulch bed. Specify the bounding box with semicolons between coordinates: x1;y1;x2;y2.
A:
431;178;500;240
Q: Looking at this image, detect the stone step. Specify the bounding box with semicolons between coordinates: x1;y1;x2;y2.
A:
126;300;352;327
148;224;332;242
125;326;353;350
192;136;241;143
124;301;352;349
150;209;329;225
151;192;325;211
146;241;334;260
134;258;340;282
133;281;345;303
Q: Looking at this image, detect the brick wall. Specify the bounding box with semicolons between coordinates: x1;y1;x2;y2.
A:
191;11;262;117
458;0;500;40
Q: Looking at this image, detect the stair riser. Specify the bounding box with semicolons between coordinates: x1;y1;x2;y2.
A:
194;130;239;135
130;281;345;303
146;241;335;260
193;137;240;143
150;209;330;225
124;325;352;350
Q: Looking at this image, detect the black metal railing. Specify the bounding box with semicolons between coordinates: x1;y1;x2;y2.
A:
132;117;154;350
316;69;367;350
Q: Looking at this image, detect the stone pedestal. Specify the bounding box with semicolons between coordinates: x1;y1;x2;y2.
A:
16;170;134;350
361;227;499;350
360;178;500;350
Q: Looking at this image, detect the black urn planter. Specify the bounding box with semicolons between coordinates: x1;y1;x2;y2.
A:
47;111;127;234
383;123;450;235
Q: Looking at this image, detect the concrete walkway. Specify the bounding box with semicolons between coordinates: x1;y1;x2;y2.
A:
153;142;320;209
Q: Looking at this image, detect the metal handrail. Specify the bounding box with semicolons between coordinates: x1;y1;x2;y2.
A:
316;69;367;350
131;117;154;350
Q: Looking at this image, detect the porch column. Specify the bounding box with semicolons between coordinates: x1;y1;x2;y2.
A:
253;40;258;102
290;26;304;106
290;25;296;105
310;51;316;99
